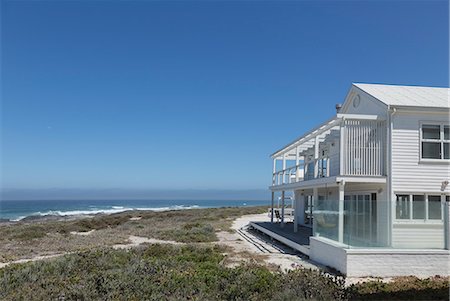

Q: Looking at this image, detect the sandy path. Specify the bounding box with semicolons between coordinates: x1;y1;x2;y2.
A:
0;254;67;269
113;235;184;249
216;213;320;271
70;229;96;236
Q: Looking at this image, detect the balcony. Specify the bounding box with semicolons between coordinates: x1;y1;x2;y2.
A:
271;114;386;187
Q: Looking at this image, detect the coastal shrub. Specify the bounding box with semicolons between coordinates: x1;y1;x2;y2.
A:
1;243;448;301
9;224;47;240
272;268;347;301
162;222;217;242
71;213;132;231
348;276;450;300
0;244;343;301
1;207;449;300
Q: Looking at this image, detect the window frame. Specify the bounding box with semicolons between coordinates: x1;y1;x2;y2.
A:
420;122;450;162
395;194;410;220
394;193;444;223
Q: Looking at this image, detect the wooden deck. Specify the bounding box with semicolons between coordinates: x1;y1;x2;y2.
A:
249;221;312;256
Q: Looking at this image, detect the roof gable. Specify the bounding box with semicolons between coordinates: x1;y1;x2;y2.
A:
340;84;388;116
353;83;449;109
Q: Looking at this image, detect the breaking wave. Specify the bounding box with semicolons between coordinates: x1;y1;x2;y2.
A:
11;205;201;221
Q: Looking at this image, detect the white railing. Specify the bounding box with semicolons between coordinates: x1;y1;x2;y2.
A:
271;118;386;186
272;164;302;186
272;158;330;186
341;119;386;176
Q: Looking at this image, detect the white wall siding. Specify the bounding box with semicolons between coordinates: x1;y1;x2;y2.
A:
392;112;450;193
391;111;449;248
392;223;444;249
341;87;388;117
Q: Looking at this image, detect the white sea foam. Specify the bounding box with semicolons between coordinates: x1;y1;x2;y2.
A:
11;216;27;222
12;205;201;221
135;205;200;212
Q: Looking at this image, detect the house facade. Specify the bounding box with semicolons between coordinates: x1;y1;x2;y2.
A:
267;83;450;277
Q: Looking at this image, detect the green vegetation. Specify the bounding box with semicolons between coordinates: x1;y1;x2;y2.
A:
1;244;447;300
0;244;347;301
347;276;450;300
0;206;267;261
1;207;448;300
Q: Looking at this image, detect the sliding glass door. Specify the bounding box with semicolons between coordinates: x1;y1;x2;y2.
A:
344;193;377;247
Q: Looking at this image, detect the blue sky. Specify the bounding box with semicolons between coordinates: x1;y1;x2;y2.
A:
1;0;448;199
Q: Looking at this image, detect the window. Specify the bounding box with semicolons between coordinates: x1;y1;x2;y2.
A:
412;195;425;219
396;195;410;219
421;124;450;160
395;194;443;221
428;195;442;220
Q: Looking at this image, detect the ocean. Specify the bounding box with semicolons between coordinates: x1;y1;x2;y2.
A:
0;199;269;221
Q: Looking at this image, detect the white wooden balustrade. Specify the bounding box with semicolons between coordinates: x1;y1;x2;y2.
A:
271;117;386;187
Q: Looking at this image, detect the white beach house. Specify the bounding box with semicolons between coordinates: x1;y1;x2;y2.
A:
251;83;450;277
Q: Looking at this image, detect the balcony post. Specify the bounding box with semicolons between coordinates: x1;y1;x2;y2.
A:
338;181;345;243
293;190;298;233
272;159;277;185
326;156;330;177
295;146;300;182
313;187;318;222
314;136;319;178
281;190;285;228
339;121;345;176
282;154;286;184
270;191;275;223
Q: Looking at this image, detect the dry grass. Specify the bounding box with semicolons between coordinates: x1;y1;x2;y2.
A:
0;206;267;262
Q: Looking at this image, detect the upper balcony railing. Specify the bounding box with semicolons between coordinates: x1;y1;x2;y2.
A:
341;119;386;176
272;158;330;186
271;116;386;187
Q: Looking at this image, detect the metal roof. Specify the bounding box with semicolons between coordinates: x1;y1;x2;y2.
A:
354;83;450;109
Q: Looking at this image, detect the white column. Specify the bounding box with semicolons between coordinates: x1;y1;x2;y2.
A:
326;157;330;177
338;181;345;243
314;136;319;178
295;146;300;182
293;191;298;233
443;194;449;250
281;191;285;228
313;187;318;230
282;154;286;184
340;122;345;175
272;159;277;185
271;191;275;223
